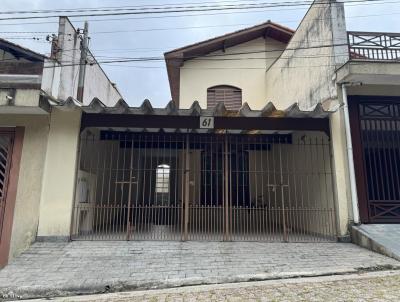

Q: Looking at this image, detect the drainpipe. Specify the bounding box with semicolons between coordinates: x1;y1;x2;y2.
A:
341;83;360;225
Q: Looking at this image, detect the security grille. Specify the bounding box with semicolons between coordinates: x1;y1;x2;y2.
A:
0;132;14;243
359;102;400;222
71;130;337;242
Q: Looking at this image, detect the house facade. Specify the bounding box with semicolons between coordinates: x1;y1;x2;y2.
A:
1;0;400;267
0;17;122;267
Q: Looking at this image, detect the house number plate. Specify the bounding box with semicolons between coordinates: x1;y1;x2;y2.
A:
200;116;214;129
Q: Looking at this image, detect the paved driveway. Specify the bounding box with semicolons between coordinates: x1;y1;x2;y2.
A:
0;241;399;300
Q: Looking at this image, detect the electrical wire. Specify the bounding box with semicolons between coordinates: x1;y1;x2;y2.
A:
0;0;395;21
0;0;398;27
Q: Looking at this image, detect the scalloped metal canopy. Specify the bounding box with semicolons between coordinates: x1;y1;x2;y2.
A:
53;97;338;119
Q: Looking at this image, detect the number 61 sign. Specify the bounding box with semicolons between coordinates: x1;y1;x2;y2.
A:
199;116;214;129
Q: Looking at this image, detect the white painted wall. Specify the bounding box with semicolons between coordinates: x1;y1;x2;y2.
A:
37;108;82;238
179;37;286;109
329;109;352;236
0;115;49;259
82;54;123;106
265;1;348;109
41;17;123;106
0;89;40;107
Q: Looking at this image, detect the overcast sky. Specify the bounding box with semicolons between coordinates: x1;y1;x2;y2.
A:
1;0;399;106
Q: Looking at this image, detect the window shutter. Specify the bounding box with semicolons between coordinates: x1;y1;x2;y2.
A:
207;86;242;110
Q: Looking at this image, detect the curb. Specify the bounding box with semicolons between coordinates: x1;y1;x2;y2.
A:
2;266;400;301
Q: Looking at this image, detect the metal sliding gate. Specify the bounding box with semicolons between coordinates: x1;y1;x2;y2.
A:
357;101;400;222
0;131;14;243
71;130;337;242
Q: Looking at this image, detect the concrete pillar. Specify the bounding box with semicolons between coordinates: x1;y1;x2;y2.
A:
330;109;352;238
37;108;81;240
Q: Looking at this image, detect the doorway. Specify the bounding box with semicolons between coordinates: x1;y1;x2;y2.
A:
350;97;400;223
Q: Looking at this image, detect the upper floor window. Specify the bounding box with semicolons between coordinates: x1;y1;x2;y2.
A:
207;85;242;110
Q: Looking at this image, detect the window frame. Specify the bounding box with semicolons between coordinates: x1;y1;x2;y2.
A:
207;85;242;110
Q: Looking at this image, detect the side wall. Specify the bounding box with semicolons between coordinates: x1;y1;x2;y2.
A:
0;115;49;260
262;1;352;236
37;108;82;239
41;17;123;106
330;109;352;236
179;37;286;109
265;1;348;109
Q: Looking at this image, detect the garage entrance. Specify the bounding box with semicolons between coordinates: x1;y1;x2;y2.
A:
71;129;336;242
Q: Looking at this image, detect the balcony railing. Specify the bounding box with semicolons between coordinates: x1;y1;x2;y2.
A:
348;31;400;61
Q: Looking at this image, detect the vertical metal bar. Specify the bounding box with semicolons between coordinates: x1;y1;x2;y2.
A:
245;135;249;240
106;135;115;239
284;135;291;242
86;133;95;239
184;134;190;241
167;134;171;239
374;120;385;203
390;114;400;203
155;133;161;239
233;135;238;240
119;133;127;238
133;134;141;240
148;134;154;240
224;135;229;241
271;138;276;240
138;134;145;240
266;135;271;241
197;136;201;240
317;136;325;241
181;134;185;240
229;135;233;241
291;135;299;241
326;134;338;240
253;136;258;240
99;135;109;240
377;120;388;202
125;133;135;241
142;134;148;239
303;136;311;240
321;136;331;239
278;139;287;242
260;135;265;241
173;135;179;240
113;132;121;239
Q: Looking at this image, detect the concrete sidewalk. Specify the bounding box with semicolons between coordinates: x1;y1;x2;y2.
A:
353;224;400;261
0;241;399;300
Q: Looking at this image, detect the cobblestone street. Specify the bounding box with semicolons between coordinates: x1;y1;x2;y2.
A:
0;241;399;300
28;271;400;302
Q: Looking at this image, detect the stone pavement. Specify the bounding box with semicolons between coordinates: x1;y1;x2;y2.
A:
0;241;399;300
26;270;400;302
353;224;400;261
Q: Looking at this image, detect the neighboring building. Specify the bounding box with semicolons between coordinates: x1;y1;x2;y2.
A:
1;0;400;268
0;17;122;267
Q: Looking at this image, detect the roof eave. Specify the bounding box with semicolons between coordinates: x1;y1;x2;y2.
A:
164;21;294;105
0;38;48;62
